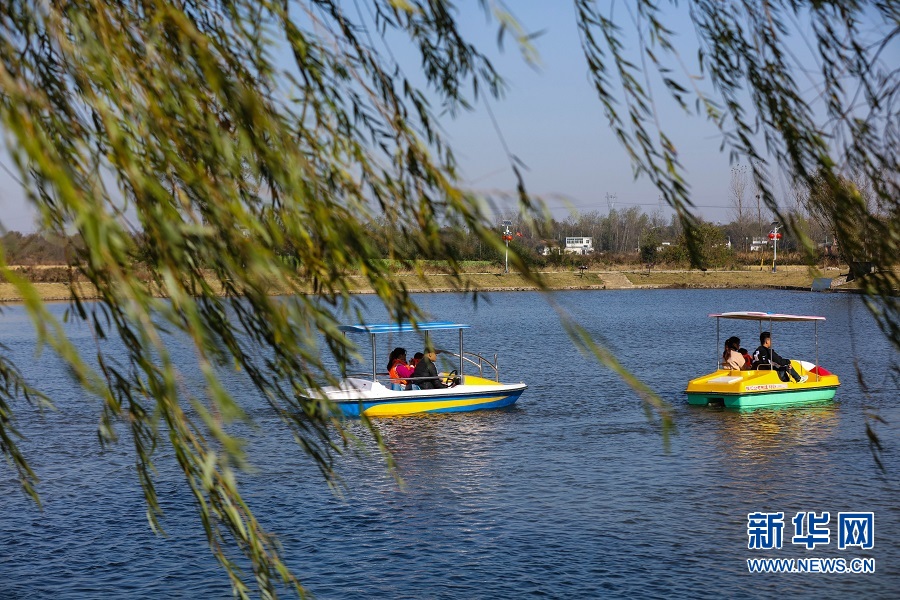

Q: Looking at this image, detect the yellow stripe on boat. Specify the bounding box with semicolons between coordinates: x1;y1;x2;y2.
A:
363;396;507;417
461;374;502;386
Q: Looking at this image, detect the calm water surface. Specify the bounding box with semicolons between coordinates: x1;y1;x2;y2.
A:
1;289;897;599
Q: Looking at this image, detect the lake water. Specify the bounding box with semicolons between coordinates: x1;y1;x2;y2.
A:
1;289;897;598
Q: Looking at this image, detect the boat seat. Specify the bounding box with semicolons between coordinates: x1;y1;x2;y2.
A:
389;383;420;391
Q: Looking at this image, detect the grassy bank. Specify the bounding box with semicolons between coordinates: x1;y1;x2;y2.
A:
623;266;833;289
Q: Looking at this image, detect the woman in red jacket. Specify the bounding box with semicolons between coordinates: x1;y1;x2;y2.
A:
387;347;414;388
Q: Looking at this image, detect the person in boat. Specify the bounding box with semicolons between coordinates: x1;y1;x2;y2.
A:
739;347;753;368
752;331;807;383
410;349;448;390
387;347;414;388
410;352;424;369
722;336;746;370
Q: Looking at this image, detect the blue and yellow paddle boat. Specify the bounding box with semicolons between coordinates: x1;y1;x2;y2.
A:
307;321;527;417
686;311;840;409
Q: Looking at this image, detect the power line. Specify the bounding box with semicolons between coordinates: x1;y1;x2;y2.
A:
478;195;730;212
0;158;25;188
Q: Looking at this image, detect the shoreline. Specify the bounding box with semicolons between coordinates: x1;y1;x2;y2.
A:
0;266;868;303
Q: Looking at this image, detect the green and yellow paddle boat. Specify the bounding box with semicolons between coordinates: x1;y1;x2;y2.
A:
686;311;840;409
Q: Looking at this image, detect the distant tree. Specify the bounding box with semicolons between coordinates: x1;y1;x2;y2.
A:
639;230;660;269
0;231;24;262
0;231;75;265
802;170;885;269
729;165;753;251
669;221;730;270
657;241;689;266
730;166;748;223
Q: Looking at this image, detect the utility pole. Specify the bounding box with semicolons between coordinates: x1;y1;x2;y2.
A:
769;222;782;272
756;193;762;237
502;220;512;274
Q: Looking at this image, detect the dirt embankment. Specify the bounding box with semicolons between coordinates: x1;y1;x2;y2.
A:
0;264;862;303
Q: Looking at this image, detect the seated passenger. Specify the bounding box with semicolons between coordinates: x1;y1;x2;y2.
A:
739;347;753;369
410;349;447;390
722;336;745;370
752;331;807;383
387;347;414;388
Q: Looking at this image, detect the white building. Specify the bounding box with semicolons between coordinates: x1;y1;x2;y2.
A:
750;237;768;252
564;237;593;255
544;236;594;255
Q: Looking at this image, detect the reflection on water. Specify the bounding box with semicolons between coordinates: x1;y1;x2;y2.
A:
1;290;898;599
693;402;840;466
706;401;838;446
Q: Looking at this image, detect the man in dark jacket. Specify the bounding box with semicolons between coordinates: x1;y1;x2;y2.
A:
752;331;807;383
410;350;448;390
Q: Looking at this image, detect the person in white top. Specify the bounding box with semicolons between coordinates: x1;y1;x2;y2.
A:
722;336;746;370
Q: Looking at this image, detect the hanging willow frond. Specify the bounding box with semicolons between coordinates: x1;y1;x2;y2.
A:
576;0;898;343
0;1;551;596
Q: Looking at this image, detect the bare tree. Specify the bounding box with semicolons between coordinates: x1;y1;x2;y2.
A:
730;165;748;223
729;165;753;250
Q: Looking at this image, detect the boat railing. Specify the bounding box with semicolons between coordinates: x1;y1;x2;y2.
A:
345;351;500;384
342;372;446;384
439;350;500;382
340;372;459;391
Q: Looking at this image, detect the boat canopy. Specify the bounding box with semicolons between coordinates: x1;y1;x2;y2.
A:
339;321;472;382
709;311;825;322
338;321;471;335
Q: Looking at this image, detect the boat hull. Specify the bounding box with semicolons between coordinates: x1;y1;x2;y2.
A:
686;386;838;409
686;361;840;409
336;387;525;417
307;375;527;417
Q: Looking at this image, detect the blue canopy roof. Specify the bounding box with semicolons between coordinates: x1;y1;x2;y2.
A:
338;321;471;334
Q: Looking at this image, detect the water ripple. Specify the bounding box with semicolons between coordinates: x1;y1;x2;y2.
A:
1;291;898;598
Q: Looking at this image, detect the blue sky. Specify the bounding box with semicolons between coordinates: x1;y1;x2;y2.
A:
423;1;896;225
1;2;834;234
441;2;739;223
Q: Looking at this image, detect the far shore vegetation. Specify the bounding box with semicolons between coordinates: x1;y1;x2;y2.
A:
2;227;881;303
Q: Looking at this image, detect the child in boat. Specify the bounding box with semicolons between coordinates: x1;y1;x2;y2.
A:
752;331;807;383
